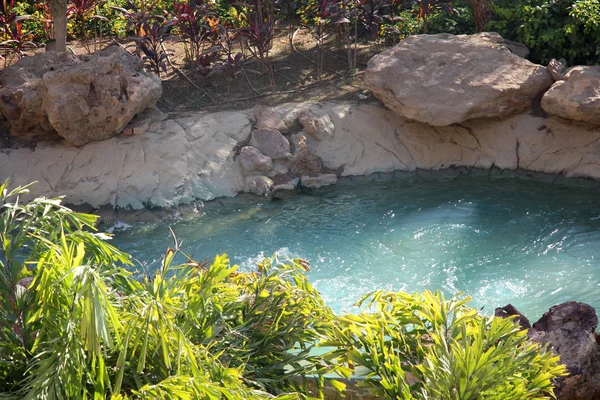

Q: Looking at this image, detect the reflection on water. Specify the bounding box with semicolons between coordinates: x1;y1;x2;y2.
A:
111;171;600;320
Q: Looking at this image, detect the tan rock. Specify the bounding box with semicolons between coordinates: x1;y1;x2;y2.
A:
239;146;272;174
254;105;288;133
365;33;553;126
249;128;291;159
548;58;567;81
0;46;161;146
541;66;600;125
299;108;334;140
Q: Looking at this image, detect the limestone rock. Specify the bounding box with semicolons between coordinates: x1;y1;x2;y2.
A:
300;174;337;189
245;176;273;196
0;46;162;146
249;128;291;159
548;58;568;81
290;147;323;176
365;33;553;126
239;146;272;174
541;66;600;125
254;105;288;133
299;108;335;140
290;133;308;152
272;178;299;200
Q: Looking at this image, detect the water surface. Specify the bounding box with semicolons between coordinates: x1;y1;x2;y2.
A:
111;171;600;321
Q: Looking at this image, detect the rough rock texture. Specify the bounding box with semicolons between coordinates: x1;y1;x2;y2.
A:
494;304;532;330
299;108;335;140
289;147;323;176
498;302;600;400
301;174;337;189
365;33;553;126
0;110;251;208
239;146;272;174
5;101;600;208
249;128;291;159
0;46;161;146
245;176;273;196
254;105;288;133
548;58;568;81
272;179;299;200
541;66;600;125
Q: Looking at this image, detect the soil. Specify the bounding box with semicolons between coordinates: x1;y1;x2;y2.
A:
2;21;381;115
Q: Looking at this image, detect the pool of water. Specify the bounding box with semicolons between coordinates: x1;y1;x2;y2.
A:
110;171;600;321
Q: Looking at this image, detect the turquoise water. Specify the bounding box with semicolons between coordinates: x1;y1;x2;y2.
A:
110;171;600;321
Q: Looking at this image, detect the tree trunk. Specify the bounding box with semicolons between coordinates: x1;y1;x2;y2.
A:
468;0;492;33
49;0;67;52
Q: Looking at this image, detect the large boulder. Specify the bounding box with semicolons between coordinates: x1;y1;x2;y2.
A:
365;33;553;126
541;66;600;125
0;46;161;146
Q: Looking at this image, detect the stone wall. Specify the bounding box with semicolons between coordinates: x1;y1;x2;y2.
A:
2;101;600;209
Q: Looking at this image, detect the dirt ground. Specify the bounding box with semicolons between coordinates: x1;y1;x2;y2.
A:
2;21;381;114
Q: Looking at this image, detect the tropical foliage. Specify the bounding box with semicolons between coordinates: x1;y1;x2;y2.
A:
488;0;600;65
0;181;568;399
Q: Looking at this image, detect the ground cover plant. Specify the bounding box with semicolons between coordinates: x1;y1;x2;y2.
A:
0;181;567;399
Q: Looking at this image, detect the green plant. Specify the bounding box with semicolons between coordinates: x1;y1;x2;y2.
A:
0;181;569;399
324;290;567;399
488;0;600;65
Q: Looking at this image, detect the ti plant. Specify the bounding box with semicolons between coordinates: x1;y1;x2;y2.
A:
134;18;173;76
171;1;219;68
239;0;275;86
66;0;108;38
0;0;35;62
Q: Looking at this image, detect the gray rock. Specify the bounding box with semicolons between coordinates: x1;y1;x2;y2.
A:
548;58;568;81
503;39;530;59
365;32;553;126
541;66;600;125
299;108;335;141
254;105;288;133
249;128;291;159
0;46;161;146
239;146;272;174
244;176;273;196
272;178;299;200
300;173;337;189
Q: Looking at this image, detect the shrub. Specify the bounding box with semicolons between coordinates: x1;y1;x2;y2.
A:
324;290;567;399
488;0;600;65
0;181;568;399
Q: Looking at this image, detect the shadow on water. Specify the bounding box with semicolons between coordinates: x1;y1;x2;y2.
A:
110;169;600;320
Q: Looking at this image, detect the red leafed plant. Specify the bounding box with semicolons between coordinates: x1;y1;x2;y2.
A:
67;0;109;38
0;0;35;62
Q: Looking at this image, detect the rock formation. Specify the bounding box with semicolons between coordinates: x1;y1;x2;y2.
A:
496;302;600;400
541;66;600;125
0;45;161;146
365;32;553;126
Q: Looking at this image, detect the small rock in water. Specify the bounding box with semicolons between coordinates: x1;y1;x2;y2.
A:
300;173;337;189
244;176;273;196
272;178;299;200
